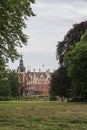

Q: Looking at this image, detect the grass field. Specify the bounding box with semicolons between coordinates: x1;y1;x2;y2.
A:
0;101;87;130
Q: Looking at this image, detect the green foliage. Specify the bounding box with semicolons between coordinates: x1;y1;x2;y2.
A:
64;31;87;99
0;0;35;62
0;59;6;82
0;60;11;99
50;67;71;99
0;0;35;93
23;94;49;101
56;21;87;101
0;96;10;101
56;21;87;66
0;79;11;98
49;94;56;101
0;69;20;100
7;70;20;98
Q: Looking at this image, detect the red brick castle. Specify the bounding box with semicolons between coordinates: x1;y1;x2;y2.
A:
17;56;52;97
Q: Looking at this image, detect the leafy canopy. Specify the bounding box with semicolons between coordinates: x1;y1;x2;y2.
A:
56;21;87;66
50;67;71;98
0;0;35;62
0;69;20;99
64;31;87;99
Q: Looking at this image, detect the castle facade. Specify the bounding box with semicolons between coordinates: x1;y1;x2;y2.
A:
17;56;52;96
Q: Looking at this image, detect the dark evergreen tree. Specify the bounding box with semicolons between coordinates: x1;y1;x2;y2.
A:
50;67;71;100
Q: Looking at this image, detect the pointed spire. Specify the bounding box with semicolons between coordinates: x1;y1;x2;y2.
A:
18;54;25;72
20;54;23;66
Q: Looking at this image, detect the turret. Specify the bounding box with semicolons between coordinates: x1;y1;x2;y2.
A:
17;55;26;73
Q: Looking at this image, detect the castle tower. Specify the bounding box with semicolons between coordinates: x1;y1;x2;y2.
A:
17;55;26;84
17;55;27;97
17;55;25;73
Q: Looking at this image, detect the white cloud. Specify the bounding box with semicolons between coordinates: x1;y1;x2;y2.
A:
9;0;87;71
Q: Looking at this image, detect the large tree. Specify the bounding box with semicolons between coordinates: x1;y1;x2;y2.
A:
0;69;21;100
0;56;7;82
56;21;87;66
64;32;87;100
0;0;35;62
0;1;35;98
0;68;11;100
0;79;11;100
50;67;71;100
8;70;20;98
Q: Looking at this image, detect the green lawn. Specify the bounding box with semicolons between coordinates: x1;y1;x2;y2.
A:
0;101;87;130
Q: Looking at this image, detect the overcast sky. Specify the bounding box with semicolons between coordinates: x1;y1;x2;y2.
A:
9;0;87;72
